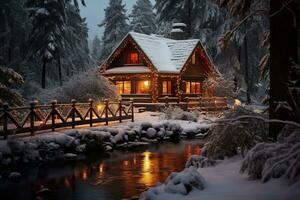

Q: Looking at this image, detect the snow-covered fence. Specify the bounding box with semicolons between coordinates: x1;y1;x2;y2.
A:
0;99;134;139
137;96;228;111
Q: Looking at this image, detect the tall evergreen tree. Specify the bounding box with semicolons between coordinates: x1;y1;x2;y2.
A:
64;2;90;76
91;35;102;64
130;0;156;34
26;0;67;89
99;0;129;59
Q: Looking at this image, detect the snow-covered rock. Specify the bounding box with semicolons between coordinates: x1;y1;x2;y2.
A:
146;128;157;139
140;167;205;199
8;172;21;180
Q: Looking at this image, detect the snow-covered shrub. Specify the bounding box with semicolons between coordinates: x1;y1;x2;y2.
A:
140;167;205;199
204;107;270;159
37;69;117;103
202;73;236;103
185;155;217;168
164;107;199;122
0;66;24;106
241;125;300;183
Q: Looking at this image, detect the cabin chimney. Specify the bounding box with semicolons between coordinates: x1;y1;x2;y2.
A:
170;23;187;40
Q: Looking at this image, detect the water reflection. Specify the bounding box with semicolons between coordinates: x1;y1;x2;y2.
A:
0;140;203;200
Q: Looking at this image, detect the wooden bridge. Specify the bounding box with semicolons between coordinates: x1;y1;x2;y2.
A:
0;99;134;139
0;96;228;139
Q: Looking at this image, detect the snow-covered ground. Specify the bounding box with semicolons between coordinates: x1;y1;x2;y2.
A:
140;155;299;200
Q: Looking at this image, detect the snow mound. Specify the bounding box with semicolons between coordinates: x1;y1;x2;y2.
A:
185;155;217;168
140;167;205;199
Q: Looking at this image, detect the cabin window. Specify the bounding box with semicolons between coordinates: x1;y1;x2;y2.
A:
191;52;196;64
136;80;150;94
185;82;201;94
128;52;139;64
162;81;172;94
116;81;131;94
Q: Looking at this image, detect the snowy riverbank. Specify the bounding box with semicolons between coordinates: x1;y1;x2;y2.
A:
139;155;299;200
0;112;212;178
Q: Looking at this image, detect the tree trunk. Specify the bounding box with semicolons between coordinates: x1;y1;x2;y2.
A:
244;31;251;104
42;57;47;89
269;0;299;138
57;55;63;86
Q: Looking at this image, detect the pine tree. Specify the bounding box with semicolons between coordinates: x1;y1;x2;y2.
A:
91;35;102;64
0;66;24;106
64;2;90;76
99;0;129;59
26;0;67;89
130;0;156;34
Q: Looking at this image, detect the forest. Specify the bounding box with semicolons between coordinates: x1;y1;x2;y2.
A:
1;0;269;106
0;0;299;200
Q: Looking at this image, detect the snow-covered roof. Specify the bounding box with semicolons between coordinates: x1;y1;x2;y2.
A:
104;66;151;74
129;32;199;73
102;31;218;74
172;23;187;27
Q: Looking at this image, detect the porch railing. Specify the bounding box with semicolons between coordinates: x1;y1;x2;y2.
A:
0;99;134;139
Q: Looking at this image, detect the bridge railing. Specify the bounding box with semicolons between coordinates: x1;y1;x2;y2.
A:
0;99;134;139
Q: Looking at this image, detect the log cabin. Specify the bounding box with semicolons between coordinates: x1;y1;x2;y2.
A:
100;23;220;103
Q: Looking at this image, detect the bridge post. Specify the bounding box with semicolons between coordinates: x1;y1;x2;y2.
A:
51;100;57;131
105;99;109;125
89;99;94;127
71;99;76;128
119;98;122;123
30;101;36;136
130;98;134;122
2;104;9;139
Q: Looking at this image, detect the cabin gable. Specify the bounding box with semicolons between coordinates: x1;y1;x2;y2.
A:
101;35;158;74
181;43;215;78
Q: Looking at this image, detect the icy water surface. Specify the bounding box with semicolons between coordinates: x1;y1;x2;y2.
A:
0;140;203;200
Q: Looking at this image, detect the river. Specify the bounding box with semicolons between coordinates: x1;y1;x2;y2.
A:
0;140;203;200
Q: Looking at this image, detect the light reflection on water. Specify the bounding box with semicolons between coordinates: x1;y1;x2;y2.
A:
0;140;203;200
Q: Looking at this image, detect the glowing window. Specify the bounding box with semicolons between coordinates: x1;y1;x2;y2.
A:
192;52;196;64
136;80;150;94
129;52;139;64
162;81;172;94
116;81;131;94
185;82;201;94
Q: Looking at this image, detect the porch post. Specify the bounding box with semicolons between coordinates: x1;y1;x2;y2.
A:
151;73;159;103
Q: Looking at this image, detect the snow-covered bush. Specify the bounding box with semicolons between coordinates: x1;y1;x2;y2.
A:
185;155;217;168
37;69;117;103
140;167;205;199
164;107;199;122
241;125;300;183
202;73;236;102
204;107;270;159
0;66;24;106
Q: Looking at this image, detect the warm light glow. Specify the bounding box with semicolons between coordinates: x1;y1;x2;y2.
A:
140;151;153;187
185;82;201;94
123;160;129;167
234;99;242;107
136;80;150;94
143;151;151;172
38;121;44;126
97;104;103;112
129;52;139;64
82;171;88;181
144;80;149;87
116;81;131;94
99;164;104;173
162;81;172;94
